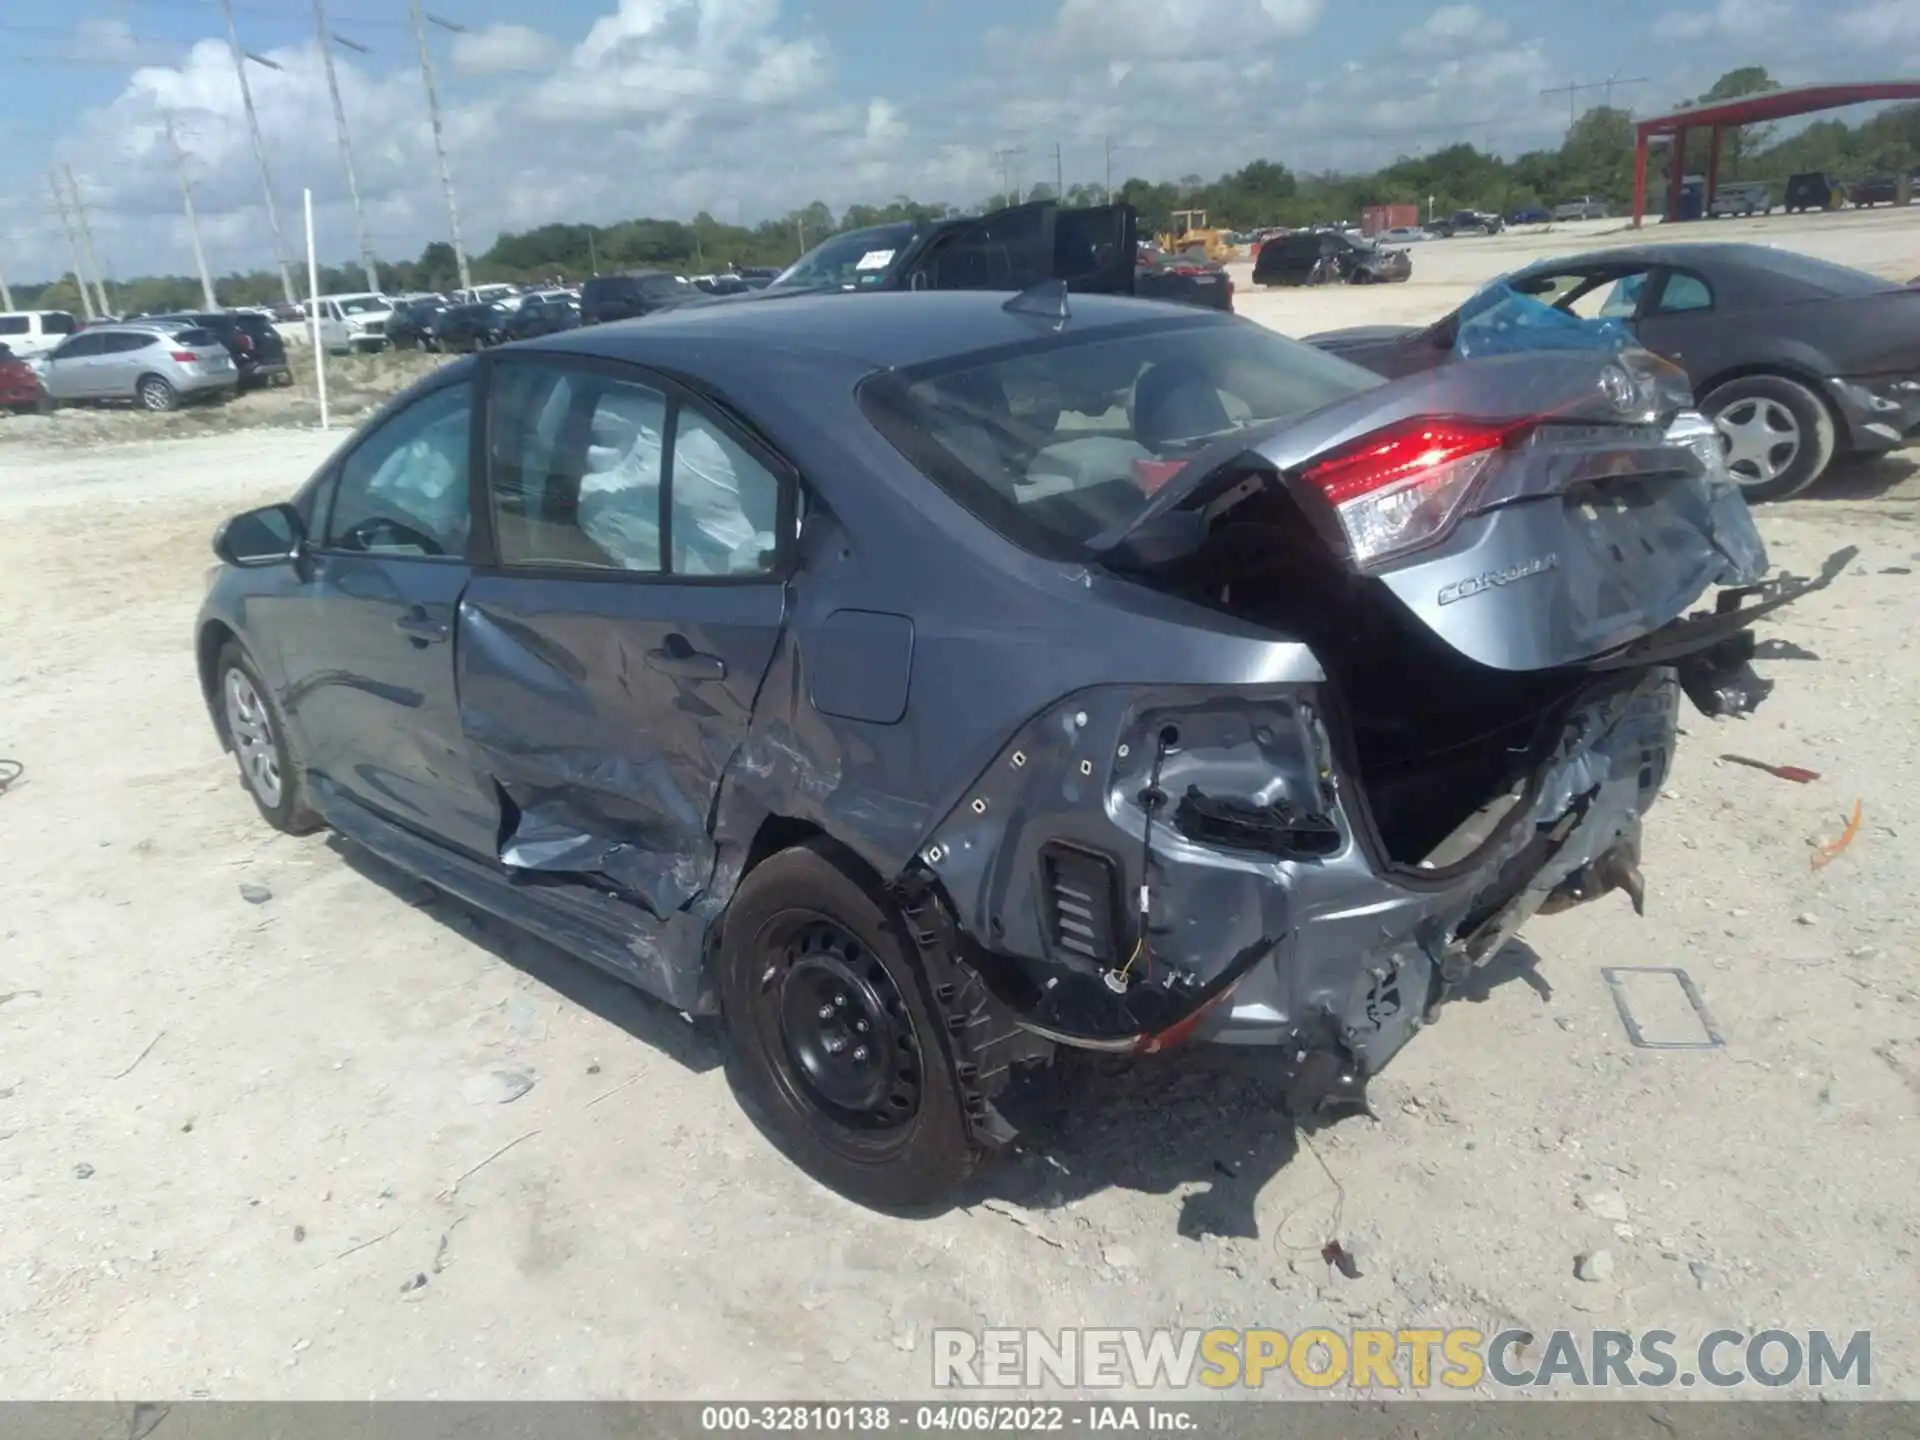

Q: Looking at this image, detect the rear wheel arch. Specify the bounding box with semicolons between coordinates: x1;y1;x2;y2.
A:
1694;361;1846;443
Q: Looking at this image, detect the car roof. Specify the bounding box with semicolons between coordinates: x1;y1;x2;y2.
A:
524;289;1233;373
1510;242;1801;274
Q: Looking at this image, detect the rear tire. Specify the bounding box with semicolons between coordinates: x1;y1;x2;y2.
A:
718;840;977;1210
1701;373;1835;504
137;375;178;412
215;641;321;835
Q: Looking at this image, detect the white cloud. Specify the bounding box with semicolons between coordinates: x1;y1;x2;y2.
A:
1836;0;1920;48
451;24;564;76
1049;0;1322;62
1653;0;1795;41
75;19;143;64
1400;5;1509;57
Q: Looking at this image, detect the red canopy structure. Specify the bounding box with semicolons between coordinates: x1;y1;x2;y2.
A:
1631;81;1920;226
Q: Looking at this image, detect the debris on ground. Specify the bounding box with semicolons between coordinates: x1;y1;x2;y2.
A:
239;883;273;905
1721;754;1821;783
72;1162;94;1180
1575;1249;1615;1283
1321;1239;1363;1279
1811;800;1865;871
461;1069;534;1105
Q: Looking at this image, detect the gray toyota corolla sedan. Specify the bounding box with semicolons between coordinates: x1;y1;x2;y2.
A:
195;288;1844;1207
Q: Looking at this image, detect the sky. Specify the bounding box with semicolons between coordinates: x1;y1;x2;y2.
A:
1;0;1918;285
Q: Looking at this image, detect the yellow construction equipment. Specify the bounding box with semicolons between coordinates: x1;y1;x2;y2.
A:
1155;210;1232;263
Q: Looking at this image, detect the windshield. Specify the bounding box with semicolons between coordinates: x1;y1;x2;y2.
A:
861;319;1382;551
773;224;918;291
338;297;387;315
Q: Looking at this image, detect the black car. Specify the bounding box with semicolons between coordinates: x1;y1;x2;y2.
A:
1133;244;1234;311
151;310;290;389
694;275;754;295
194;290;1836;1208
1429;210;1503;238
579;271;702;325
1305;242;1920;502
435;302;513;353
1253;229;1412;286
386;301;447;351
736;267;781;289
1783;172;1842;214
503;298;581;341
1849;174;1901;207
734;201;1219;311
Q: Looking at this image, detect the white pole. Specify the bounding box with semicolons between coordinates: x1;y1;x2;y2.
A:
305;188;329;432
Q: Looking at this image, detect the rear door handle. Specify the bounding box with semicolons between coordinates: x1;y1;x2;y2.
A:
646;644;726;681
393;610;449;644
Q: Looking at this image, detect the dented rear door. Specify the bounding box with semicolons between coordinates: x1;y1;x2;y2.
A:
456;351;792;918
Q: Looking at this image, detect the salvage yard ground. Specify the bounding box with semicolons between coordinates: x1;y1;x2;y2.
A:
1;208;1918;1400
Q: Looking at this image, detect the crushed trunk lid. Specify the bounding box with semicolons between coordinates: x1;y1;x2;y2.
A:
1095;290;1833;674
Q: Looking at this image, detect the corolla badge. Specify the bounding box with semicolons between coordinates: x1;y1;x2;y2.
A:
1436;553;1559;606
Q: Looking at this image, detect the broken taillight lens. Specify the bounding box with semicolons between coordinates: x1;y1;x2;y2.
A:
1300;416;1526;567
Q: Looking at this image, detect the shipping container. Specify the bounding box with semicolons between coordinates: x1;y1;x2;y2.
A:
1361;204;1420;236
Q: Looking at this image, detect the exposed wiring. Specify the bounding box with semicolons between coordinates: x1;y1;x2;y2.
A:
1106;727;1174;991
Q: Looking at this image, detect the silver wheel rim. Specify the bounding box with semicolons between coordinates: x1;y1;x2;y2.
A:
141;381;170;411
223;667;283;808
1715;396;1802;488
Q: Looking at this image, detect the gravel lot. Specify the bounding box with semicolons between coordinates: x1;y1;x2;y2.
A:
2;207;1918;1401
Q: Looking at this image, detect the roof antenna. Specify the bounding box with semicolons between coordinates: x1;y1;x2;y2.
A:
1003;278;1070;324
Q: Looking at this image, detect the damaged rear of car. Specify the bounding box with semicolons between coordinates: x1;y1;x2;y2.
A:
847;291;1843;1182
196;290;1844;1211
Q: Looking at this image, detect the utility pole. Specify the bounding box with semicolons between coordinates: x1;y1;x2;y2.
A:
1053;141;1064;200
1104;135;1116;203
993;146;1027;208
311;0;381;294
164;112;219;310
1541;81;1581;129
218;0;296;305
409;1;472;294
64;167;110;318
0;260;11;312
47;175;94;320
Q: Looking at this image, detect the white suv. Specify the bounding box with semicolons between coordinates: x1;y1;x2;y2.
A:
312;294;395;354
0;310;82;361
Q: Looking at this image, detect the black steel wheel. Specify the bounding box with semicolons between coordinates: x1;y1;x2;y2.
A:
718;839;976;1209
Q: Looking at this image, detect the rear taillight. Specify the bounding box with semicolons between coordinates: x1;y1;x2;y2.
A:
1300;416;1527;567
169;350;198;363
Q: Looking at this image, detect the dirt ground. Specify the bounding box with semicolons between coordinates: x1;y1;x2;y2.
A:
2;207;1918;1401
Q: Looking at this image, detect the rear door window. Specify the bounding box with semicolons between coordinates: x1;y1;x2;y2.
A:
43;313;77;335
102;332;157;354
487;357;786;577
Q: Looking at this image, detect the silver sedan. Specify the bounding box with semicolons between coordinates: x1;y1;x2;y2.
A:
40;323;237;411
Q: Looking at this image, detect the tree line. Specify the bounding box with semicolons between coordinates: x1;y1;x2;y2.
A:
12;66;1918;316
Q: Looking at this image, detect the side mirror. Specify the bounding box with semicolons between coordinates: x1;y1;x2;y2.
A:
214;503;303;567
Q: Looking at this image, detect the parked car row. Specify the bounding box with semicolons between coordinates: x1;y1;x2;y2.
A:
0;305;290;413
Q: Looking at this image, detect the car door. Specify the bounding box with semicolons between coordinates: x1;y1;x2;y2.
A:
1050;204;1137;294
98;331;158;397
1627;267;1722;384
284;375;502;857
909;202;1054;292
454;351;791;918
43;331;105;398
